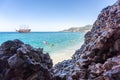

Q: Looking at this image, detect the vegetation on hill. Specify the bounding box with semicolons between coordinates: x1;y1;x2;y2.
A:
61;25;92;32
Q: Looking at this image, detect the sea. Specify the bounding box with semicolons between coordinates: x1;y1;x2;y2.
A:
0;32;85;54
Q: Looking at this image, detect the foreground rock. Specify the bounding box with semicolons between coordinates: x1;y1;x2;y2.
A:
0;39;53;80
52;0;120;80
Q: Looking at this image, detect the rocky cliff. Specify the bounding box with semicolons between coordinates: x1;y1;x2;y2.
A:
52;0;120;80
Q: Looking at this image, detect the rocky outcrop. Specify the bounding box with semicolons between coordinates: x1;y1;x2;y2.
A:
52;0;120;80
0;39;53;80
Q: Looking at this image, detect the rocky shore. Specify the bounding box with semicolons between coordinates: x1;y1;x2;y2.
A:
0;0;120;80
52;0;120;80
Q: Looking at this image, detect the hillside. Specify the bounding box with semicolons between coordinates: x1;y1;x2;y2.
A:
61;25;92;32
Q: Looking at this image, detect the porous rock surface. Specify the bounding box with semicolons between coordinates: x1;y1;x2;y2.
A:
0;39;53;80
52;0;120;80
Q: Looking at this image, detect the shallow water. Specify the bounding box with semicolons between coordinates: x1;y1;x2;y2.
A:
0;32;85;54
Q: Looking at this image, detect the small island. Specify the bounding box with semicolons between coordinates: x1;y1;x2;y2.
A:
61;25;92;32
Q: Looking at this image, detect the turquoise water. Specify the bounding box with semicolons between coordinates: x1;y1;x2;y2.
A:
0;32;85;54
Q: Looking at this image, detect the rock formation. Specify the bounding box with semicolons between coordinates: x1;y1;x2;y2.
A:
52;0;120;80
0;39;53;80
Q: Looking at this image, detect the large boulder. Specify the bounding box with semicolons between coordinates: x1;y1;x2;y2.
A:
0;39;53;80
52;0;120;80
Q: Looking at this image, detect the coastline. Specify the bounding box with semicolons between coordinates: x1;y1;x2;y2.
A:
0;0;119;79
50;43;83;65
50;49;75;65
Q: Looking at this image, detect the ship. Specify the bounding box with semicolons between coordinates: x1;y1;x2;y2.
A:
16;25;31;33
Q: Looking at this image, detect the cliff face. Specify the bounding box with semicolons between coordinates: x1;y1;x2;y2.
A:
0;39;53;80
52;0;120;80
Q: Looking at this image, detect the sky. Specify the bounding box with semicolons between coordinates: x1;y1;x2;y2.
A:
0;0;117;32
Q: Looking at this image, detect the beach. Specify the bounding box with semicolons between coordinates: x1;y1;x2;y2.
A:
50;49;75;65
50;44;82;65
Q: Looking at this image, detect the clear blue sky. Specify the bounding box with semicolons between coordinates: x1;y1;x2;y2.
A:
0;0;116;32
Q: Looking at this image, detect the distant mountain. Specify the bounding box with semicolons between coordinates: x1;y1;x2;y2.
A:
61;25;92;32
